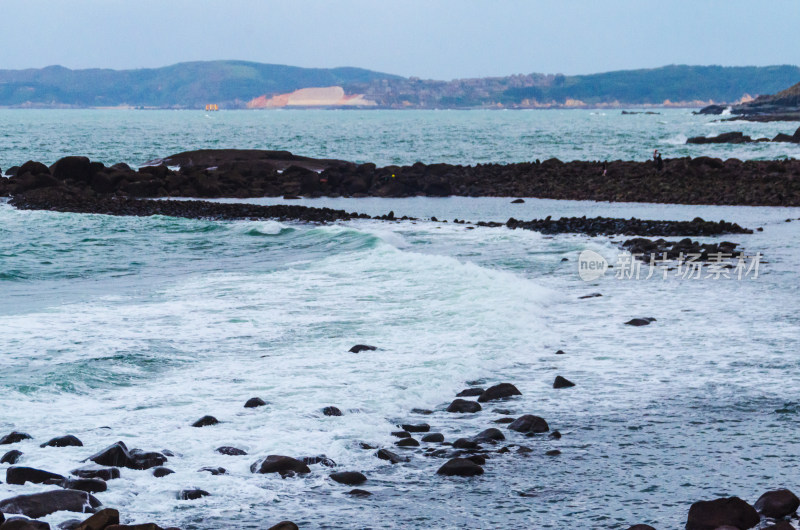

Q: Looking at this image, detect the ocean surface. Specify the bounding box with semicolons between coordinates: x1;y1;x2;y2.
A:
1;110;800;529
0;108;799;169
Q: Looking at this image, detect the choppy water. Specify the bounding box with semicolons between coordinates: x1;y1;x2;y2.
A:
1;110;800;529
0;108;799;169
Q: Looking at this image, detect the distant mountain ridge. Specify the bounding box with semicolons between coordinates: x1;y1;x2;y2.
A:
0;61;798;109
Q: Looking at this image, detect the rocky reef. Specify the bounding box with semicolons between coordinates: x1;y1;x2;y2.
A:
2;150;800;206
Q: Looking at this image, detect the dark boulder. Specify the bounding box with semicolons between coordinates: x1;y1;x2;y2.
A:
71;508;119;530
51;157;92;182
446;399;482;413
18;161;50;176
244;397;267;408
456;388;484;397
86;441;166;470
395;438;420;448
627;526;656;530
421;433;444;443
178;489;210;500
347;489;372;497
330;471;367;486
267;522;298;530
391;431;411;438
754;489;800;518
687;132;753;144
0;432;32;445
508;414;550;433
473;428;505;443
452;438;480;450
625;318;654;326
322;406;343;417
436;458;484;477
349;344;376;353
216;446;247;456
251;455;310;476
685;496;759;530
152;467;174;478
553;375;576;388
375;449;406;464
401;424;430;433
696;104;727;115
511;198;525;203
70;467;120;481
0;490;101;518
60;478;107;494
478;383;522;402
1;449;23;464
6;467;65;485
0;518;51;530
41;435;83;448
191;415;219;427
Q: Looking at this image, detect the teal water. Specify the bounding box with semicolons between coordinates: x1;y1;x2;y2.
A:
0;109;798;170
1;111;800;529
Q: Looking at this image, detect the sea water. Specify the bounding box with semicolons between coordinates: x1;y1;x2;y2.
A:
1;110;800;529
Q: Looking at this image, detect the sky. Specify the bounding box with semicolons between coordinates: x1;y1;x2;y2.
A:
1;0;799;79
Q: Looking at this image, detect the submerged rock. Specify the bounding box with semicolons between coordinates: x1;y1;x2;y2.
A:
456;388;484;397
349;344;377;353
322;406;343;417
152;467;175;478
625;318;654;326
0;432;32;445
473;428;505;443
401;423;430;433
40;435;83;448
436;458;484;477
61;477;107;494
216;446;248;456
508;415;549;433
375;449;406;464
330;471;367;486
446;399;482;413
1;449;23;464
553;375;576;388
244;397;267;408
70;466;120;481
191;415;219;427
178;489;210;500
478;383;522;402
251;455;310;476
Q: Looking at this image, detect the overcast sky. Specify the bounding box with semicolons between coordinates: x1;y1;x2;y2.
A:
1;0;798;79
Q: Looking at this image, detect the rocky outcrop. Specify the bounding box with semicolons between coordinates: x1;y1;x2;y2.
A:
4;151;800;206
685;496;759;530
0;490;101;519
687;127;800;144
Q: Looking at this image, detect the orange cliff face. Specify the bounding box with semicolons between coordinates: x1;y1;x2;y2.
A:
247;86;377;108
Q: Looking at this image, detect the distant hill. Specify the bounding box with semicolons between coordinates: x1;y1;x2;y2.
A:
0;61;798;109
0;61;402;108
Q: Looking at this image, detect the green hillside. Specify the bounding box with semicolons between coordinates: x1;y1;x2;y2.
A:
0;61;798;108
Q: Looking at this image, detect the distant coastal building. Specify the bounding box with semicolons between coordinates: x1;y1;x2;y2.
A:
205;104;219;111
